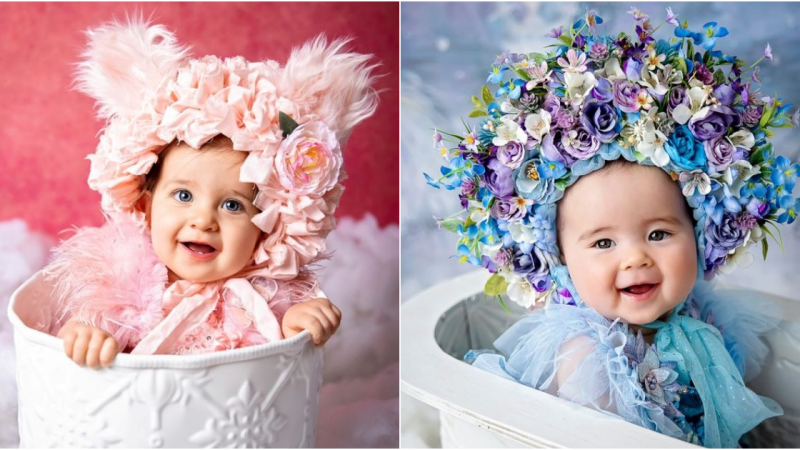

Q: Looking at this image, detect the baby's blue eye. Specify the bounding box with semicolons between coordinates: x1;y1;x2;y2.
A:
173;189;192;202
649;230;671;241
593;239;615;249
223;199;243;212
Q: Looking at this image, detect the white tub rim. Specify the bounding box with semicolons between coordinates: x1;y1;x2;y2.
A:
9;270;314;370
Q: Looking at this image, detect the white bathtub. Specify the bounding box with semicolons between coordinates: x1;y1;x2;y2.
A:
401;270;800;448
8;271;323;448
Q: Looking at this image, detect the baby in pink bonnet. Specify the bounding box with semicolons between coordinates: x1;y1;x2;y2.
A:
42;18;378;368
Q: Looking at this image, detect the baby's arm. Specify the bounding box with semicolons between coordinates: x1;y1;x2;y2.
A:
56;317;120;369
281;297;342;347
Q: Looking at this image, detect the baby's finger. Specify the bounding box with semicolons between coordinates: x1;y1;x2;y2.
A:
303;318;325;346
332;304;342;320
320;305;341;332
307;308;334;336
99;337;120;368
72;333;90;366
63;331;78;359
85;332;107;369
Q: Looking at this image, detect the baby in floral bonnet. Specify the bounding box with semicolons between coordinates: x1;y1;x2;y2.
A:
42;18;378;368
428;8;800;447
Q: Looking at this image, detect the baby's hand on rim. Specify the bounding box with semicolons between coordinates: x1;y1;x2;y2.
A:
57;321;120;369
281;298;342;347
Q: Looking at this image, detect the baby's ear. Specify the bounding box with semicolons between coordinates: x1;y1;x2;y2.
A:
134;191;153;232
280;35;381;147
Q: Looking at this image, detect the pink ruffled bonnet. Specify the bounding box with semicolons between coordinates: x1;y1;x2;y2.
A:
77;17;379;280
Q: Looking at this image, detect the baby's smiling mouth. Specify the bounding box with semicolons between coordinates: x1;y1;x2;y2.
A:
181;241;217;255
620;284;657;295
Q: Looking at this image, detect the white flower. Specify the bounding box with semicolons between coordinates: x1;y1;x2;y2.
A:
679;170;712;196
505;274;540;309
638;67;669;96
492;119;528;146
645;48;666;71
564;71;598;108
729;129;755;150
524;110;552;142
636;118;670;167
720;160;759;196
594;57;626;81
717;244;755;275
671;86;710;125
507;221;538;245
468;200;490;224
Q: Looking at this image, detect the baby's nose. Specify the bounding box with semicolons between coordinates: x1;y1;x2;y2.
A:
621;247;654;271
189;209;219;232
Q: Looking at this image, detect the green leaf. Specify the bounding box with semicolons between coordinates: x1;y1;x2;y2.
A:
703;50;712;66
513;67;531;81
554;178;569;191
471;95;483;109
686;40;694;62
760;102;776;128
484;273;509;296
558;34;573;47
481;85;495;106
437;218;462;234
761;238;769;260
279;112;299;138
713;69;726;86
529;52;548;64
468;109;488;118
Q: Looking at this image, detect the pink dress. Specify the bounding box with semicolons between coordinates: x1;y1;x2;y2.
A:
43;215;319;355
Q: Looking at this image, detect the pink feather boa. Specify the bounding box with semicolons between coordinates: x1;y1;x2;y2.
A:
44;216;318;354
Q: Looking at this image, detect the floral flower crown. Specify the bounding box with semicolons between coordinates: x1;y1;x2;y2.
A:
78;17;378;280
426;7;800;309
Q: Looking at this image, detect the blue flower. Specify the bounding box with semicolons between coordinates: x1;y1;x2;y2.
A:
664;125;708;172
496;79;523;100
538;160;567;180
770;155;800;193
739;177;767;200
694;22;729;50
486;65;508;84
777;195;800;224
457;244;481;266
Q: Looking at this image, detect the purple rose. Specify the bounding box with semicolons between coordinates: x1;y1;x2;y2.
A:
491;198;526;222
512;244;550;284
704;212;746;264
713;85;734;107
497;141;526;169
543;93;561;115
745;198;769;219
591;77;614;103
542;129;578;167
704;137;735;172
736;212;758;231
612;80;641;113
581;99;621;143
554;110;577;129
667;87;689;116
688;105;740;141
562;126;602;160
485;158;515;199
527;272;552;293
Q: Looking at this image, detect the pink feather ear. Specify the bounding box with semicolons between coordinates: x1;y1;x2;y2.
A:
74;14;191;120
280;35;381;146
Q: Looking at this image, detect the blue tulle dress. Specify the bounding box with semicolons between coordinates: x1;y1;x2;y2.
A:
468;274;783;447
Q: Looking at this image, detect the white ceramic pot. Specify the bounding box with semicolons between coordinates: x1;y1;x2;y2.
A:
8;271;323;448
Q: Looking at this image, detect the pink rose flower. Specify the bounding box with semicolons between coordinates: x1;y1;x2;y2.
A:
275;121;342;196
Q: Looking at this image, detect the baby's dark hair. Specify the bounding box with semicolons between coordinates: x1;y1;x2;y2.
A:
141;135;256;202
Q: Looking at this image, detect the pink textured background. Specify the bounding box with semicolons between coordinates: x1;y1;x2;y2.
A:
0;2;399;236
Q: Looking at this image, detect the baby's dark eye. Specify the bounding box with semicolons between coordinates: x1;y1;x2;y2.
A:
649;230;671;241
223;199;243;212
173;189;192;202
593;239;615;249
